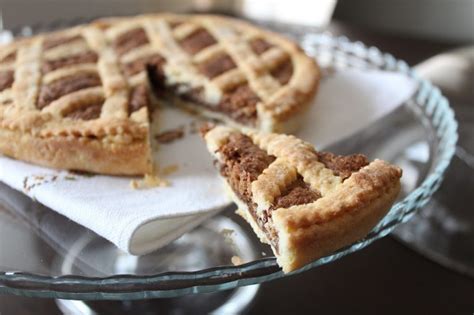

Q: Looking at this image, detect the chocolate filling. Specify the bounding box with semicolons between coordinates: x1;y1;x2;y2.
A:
182;84;259;125
37;73;102;109
169;21;183;29
250;38;273;55
217;85;259;124
129;84;150;114
43;34;84;50
65;100;103;120
146;62;166;97
113;28;149;57
271;59;293;85
1;51;16;64
122;54;165;77
147;61;258;125
316;151;369;180
198;54;236;79
179;28;217;55
257;176;321;251
272;176;321;210
42;51;99;73
155;128;185;144
218;133;282;249
219;133;276;205
0;70;14;92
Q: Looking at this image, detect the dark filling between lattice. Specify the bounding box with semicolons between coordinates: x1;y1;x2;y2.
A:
179;28;217;55
129;84;151;114
43;34;84;50
183;85;259;125
122;54;165;76
169;21;184;29
0;51;16;64
123;54;165;115
217;133;278;248
0;70;14;92
249;38;273;55
198;54;236;79
272;176;322;209
113;28;149;57
316;151;369;180
42;51;98;73
65;98;103;120
37;73;102;109
271;58;294;85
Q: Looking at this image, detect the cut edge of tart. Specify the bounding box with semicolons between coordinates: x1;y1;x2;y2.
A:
0;13;319;175
202;125;402;273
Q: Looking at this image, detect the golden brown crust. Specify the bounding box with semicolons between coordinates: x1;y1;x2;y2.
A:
273;161;401;272
204;126;402;273
0;13;319;174
0;127;152;175
272;184;399;272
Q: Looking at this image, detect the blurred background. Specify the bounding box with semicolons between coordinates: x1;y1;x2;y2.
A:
1;0;473;43
0;0;473;314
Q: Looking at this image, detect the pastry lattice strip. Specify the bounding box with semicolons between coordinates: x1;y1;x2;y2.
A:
248;130;343;197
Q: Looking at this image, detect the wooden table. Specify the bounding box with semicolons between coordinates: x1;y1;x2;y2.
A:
0;20;472;315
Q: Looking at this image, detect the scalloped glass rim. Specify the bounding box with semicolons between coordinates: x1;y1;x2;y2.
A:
0;32;458;300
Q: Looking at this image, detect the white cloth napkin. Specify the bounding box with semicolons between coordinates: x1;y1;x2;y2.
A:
0;69;417;255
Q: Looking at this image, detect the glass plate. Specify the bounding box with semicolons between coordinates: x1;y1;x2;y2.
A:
0;27;457;300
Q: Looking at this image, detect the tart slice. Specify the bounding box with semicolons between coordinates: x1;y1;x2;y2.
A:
202;125;402;272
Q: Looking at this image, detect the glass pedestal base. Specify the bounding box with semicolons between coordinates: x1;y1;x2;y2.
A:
53;215;261;313
394;104;474;277
56;284;259;314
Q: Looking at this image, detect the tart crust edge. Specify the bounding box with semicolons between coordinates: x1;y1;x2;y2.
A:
274;179;400;272
0;127;152;175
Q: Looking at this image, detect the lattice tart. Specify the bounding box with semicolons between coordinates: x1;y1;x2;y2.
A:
202;125;402;272
0;13;319;175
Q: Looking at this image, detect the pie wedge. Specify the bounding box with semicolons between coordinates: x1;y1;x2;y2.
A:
202;125;402;272
0;13;319;175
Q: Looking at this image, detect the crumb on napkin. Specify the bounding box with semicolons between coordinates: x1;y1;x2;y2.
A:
130;174;170;189
221;228;239;249
220;228;235;238
129;164;179;189
160;164;179;176
231;255;243;266
23;174;59;192
154;127;185;144
69;170;96;178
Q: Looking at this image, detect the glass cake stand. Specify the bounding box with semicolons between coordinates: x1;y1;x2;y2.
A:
0;23;458;313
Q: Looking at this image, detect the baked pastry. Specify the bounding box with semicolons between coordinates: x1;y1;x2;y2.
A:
0;13;319;175
202;125;402;272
